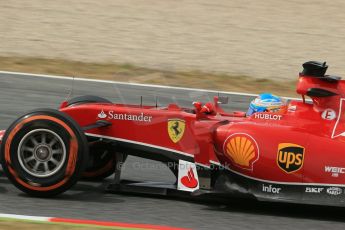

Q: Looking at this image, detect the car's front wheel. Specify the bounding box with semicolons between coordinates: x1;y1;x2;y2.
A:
0;109;88;197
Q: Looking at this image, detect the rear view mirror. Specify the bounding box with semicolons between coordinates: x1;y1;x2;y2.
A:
218;96;229;104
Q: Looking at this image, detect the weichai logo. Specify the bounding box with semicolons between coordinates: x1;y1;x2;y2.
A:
277;143;305;173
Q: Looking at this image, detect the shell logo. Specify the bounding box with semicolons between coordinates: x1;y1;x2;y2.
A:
223;133;259;170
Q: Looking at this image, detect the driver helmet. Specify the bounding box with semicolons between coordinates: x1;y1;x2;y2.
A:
246;93;287;116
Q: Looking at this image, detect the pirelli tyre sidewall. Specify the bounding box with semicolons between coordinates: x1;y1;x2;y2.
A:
0;109;88;197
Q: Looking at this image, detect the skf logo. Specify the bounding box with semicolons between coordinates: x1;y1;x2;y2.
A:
305;187;324;193
277;143;305;173
223;133;259;170
168;119;186;143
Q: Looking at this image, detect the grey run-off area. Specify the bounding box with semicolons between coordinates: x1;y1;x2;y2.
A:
0;73;345;229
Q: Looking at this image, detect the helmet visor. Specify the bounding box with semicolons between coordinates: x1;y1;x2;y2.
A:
246;107;255;116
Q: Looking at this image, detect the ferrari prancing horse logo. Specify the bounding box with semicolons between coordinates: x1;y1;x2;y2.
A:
168;119;186;143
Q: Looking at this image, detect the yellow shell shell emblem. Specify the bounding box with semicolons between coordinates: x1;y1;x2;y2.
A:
223;133;259;170
168;119;186;143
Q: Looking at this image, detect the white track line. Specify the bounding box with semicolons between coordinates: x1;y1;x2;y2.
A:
0;70;256;96
0;70;301;100
0;213;49;221
0;213;185;229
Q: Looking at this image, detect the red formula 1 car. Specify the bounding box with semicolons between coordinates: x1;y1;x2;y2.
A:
1;61;345;206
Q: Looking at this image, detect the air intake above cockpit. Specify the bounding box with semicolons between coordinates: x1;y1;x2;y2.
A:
301;61;328;77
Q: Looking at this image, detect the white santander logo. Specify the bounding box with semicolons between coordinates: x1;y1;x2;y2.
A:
98;110;107;119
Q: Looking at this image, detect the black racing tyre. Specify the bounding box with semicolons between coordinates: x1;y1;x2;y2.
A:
0;109;88;197
82;142;116;181
67;95;112;107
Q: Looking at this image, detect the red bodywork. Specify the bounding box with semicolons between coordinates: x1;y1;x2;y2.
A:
53;75;345;187
1;65;345;205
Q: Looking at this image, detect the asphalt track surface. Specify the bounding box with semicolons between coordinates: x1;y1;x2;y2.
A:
1;73;345;229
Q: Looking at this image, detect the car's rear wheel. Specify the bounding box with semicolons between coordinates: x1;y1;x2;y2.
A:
0;109;88;197
82;142;116;181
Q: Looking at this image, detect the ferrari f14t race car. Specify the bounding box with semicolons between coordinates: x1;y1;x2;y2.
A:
1;61;345;206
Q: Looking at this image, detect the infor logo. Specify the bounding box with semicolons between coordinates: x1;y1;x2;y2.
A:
277;143;305;173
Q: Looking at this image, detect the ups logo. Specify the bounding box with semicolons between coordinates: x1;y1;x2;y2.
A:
277;143;305;173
